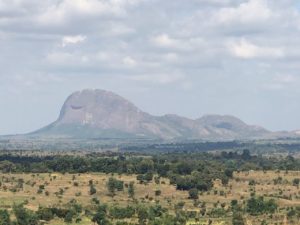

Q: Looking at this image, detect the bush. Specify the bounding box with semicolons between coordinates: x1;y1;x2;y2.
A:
293;178;300;186
155;190;161;196
0;209;10;225
13;204;39;225
37;207;54;221
90;185;97;195
109;206;135;219
107;177;124;196
64;211;74;223
247;197;277;215
188;188;199;199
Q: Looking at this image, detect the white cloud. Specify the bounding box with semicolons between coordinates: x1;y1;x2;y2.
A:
62;35;86;47
2;0;300;133
152;34;205;51
123;56;137;67
215;0;272;24
229;39;284;59
153;34;176;47
37;0;143;27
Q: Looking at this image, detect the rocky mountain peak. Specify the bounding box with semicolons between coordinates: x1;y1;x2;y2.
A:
33;89;270;140
56;89;147;132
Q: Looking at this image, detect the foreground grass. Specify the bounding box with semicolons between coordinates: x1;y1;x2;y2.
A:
1;171;300;224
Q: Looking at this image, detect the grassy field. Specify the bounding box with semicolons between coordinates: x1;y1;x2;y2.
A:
1;171;300;225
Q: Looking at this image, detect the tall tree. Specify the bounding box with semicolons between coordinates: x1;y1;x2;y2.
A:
128;181;135;199
107;177;116;197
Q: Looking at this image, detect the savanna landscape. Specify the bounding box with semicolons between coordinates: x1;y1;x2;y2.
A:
0;148;300;225
2;1;300;225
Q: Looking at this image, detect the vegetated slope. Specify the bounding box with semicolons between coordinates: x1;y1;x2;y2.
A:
32;89;269;140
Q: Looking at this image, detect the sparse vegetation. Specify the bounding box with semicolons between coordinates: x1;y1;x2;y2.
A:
0;149;299;224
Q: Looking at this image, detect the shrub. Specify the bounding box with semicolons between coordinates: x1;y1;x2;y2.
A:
188;188;199;199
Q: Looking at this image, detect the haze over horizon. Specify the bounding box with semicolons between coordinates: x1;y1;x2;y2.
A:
1;0;300;135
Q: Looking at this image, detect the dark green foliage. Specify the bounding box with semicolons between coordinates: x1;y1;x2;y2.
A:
292;178;300;186
0;161;16;173
155;189;161;196
64;211;74;223
13;204;39;225
231;199;239;211
92;197;100;205
137;172;153;183
107;177;115;196
248;180;256;186
0;209;10;225
148;204;165;218
246;197;277;215
148;214;178;225
37;207;54;221
209;208;227;217
109;206;135;219
241;149;251;160
137;159;154;174
188;188;199;199
175;210;187;225
128;181;135;198
92;205;110;225
287;209;296;218
170;173;213;191
47;205;81;221
137;206;148;225
0;150;299;196
107;177;124;196
224;168;234;178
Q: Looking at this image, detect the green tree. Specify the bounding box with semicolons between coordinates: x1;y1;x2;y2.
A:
107;177;116;197
188;188;199;199
0;161;16;173
293;178;300;186
13;204;38;225
90;185;97;195
246;197;277;215
128;181;135;199
137;207;148;225
64;211;74;223
0;209;10;225
37;207;54;221
92;205;110;225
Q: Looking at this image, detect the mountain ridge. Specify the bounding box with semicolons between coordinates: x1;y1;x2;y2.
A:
32;89;270;140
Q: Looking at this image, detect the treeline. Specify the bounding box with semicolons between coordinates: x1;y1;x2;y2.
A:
0;150;299;193
121;141;245;152
121;140;300;154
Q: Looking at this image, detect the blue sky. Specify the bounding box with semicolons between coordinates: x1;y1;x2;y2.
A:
1;0;300;135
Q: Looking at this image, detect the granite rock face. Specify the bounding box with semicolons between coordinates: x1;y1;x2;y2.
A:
33;89;269;140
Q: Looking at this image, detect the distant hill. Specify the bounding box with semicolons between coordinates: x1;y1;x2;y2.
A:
32;89;270;140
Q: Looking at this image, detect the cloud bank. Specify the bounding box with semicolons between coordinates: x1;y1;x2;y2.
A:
1;0;300;134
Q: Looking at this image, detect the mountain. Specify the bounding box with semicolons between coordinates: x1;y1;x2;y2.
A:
32;89;270;140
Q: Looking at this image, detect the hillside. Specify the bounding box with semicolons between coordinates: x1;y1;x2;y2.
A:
32;89;269;140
